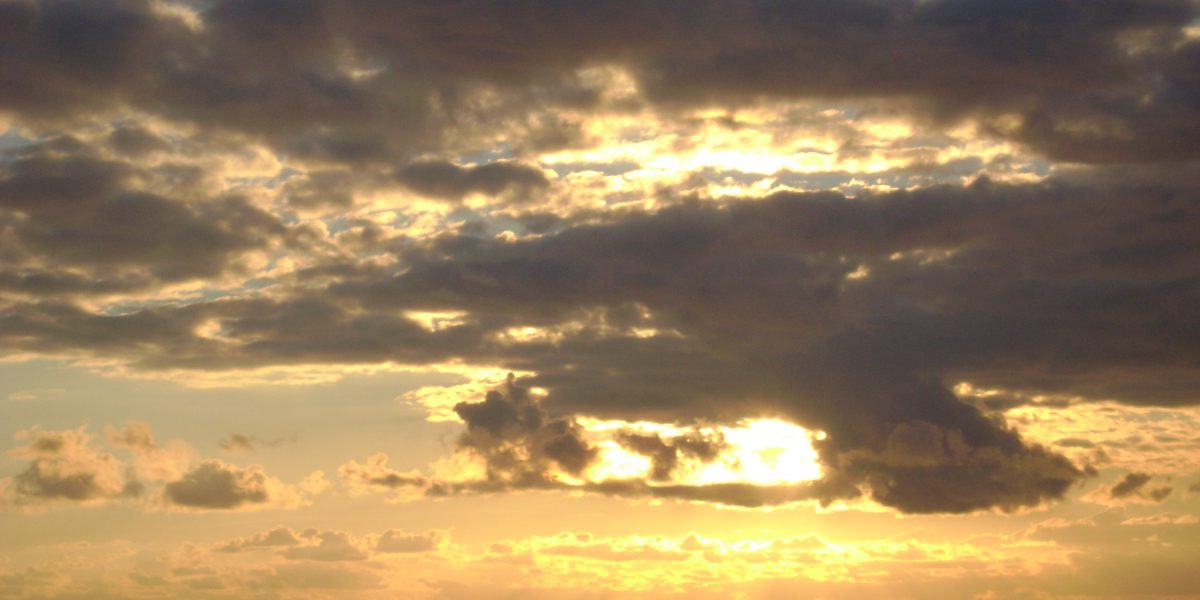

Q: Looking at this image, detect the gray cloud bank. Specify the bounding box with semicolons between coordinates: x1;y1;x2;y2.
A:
2;0;1199;515
6;174;1199;512
1;0;1199;163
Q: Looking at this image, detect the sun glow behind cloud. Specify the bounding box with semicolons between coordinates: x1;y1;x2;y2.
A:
580;418;824;486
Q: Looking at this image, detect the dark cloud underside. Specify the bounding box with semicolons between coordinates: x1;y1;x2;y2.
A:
1;1;1199;163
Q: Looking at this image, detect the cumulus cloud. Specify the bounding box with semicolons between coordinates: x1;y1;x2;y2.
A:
162;461;270;509
452;373;597;481
163;460;324;511
0;423;322;512
1;427;138;508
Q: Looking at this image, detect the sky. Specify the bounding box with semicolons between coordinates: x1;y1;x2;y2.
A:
1;1;1200;598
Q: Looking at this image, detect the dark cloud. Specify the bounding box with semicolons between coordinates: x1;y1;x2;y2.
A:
1111;472;1152;498
1147;486;1174;502
428;377;1077;512
218;433;289;453
453;374;597;480
1110;472;1173;502
395;160;550;202
281;169;363;210
3;428;140;507
10;458;135;504
7;173;1200;511
0;137;290;298
0;0;186;121
2;1;1199;515
106;124;170;156
162;461;270;509
614;430;725;481
2;1;1199;164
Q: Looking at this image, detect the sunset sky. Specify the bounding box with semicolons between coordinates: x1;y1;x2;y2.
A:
2;1;1200;598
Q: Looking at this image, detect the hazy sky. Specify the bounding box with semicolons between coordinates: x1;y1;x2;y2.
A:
2;1;1200;598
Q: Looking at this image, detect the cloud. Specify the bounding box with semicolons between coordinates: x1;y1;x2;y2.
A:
1109;472;1173;503
218;433;290;453
338;453;426;493
2;0;1198;166
282;530;369;562
395;160;550;202
162;460;320;510
413;377;1073;513
1110;472;1154;498
0;136;290;299
1;427;138;508
19;173;1200;510
614;430;725;481
375;529;444;554
106;422;191;481
452;374;598;481
1;2;1199;519
214;527;302;553
0;423;322;513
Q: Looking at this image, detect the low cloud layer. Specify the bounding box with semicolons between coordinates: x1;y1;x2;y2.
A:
1;424;324;512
